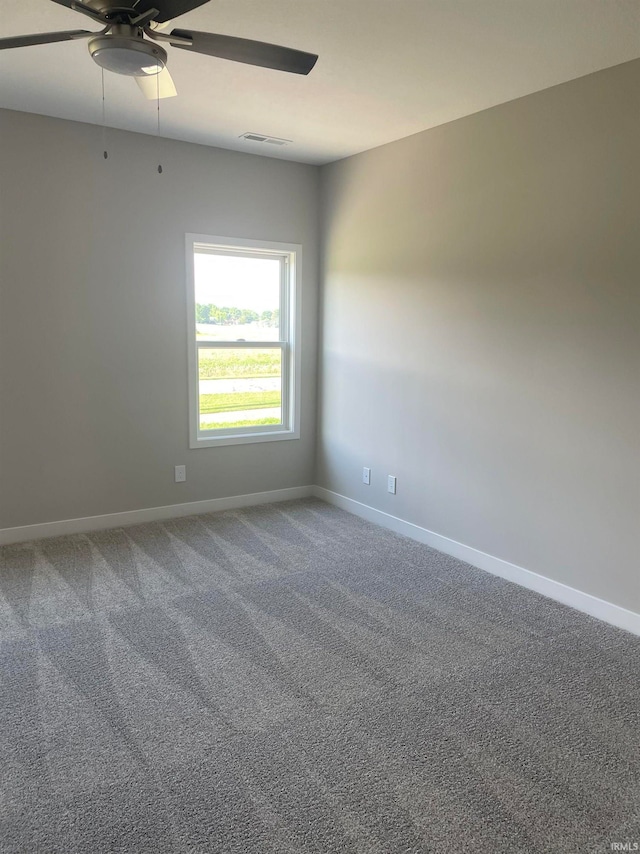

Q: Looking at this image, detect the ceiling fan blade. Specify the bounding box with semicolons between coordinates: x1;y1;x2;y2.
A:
49;0;75;6
170;29;318;75
49;0;109;24
0;29;91;50
133;0;210;25
135;66;178;99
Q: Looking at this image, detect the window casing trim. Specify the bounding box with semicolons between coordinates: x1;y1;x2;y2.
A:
186;234;301;449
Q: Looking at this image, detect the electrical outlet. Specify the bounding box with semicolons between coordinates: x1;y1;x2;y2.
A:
174;465;186;483
387;475;397;494
362;467;371;485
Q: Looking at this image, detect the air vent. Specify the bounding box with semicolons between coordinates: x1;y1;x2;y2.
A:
240;132;291;146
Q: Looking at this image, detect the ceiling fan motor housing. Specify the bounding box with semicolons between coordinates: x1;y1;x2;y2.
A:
89;25;167;76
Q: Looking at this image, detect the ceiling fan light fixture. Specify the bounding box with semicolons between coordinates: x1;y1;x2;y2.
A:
89;35;167;76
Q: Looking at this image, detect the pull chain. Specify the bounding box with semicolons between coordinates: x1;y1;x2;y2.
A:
156;70;163;174
101;68;108;160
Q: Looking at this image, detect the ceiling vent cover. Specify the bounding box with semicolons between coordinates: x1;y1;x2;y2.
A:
240;132;291;146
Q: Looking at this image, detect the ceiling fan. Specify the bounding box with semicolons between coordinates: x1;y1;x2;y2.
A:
0;0;318;99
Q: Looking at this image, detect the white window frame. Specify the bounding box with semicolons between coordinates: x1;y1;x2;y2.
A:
186;233;301;449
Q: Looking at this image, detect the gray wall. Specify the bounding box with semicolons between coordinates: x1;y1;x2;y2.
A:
0;110;319;528
318;60;640;613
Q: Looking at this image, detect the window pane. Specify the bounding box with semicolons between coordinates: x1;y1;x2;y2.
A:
194;253;281;342
198;347;282;431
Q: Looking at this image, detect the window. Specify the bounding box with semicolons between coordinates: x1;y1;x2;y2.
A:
186;234;301;448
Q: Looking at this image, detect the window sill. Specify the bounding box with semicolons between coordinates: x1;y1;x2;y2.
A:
190;428;300;449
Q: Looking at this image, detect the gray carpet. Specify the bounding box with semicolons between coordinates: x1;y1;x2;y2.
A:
0;498;638;853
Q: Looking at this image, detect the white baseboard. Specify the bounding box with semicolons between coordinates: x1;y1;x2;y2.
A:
3;483;638;638
0;486;314;546
312;486;640;638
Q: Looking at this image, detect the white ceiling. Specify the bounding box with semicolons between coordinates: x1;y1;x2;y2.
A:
1;0;639;165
